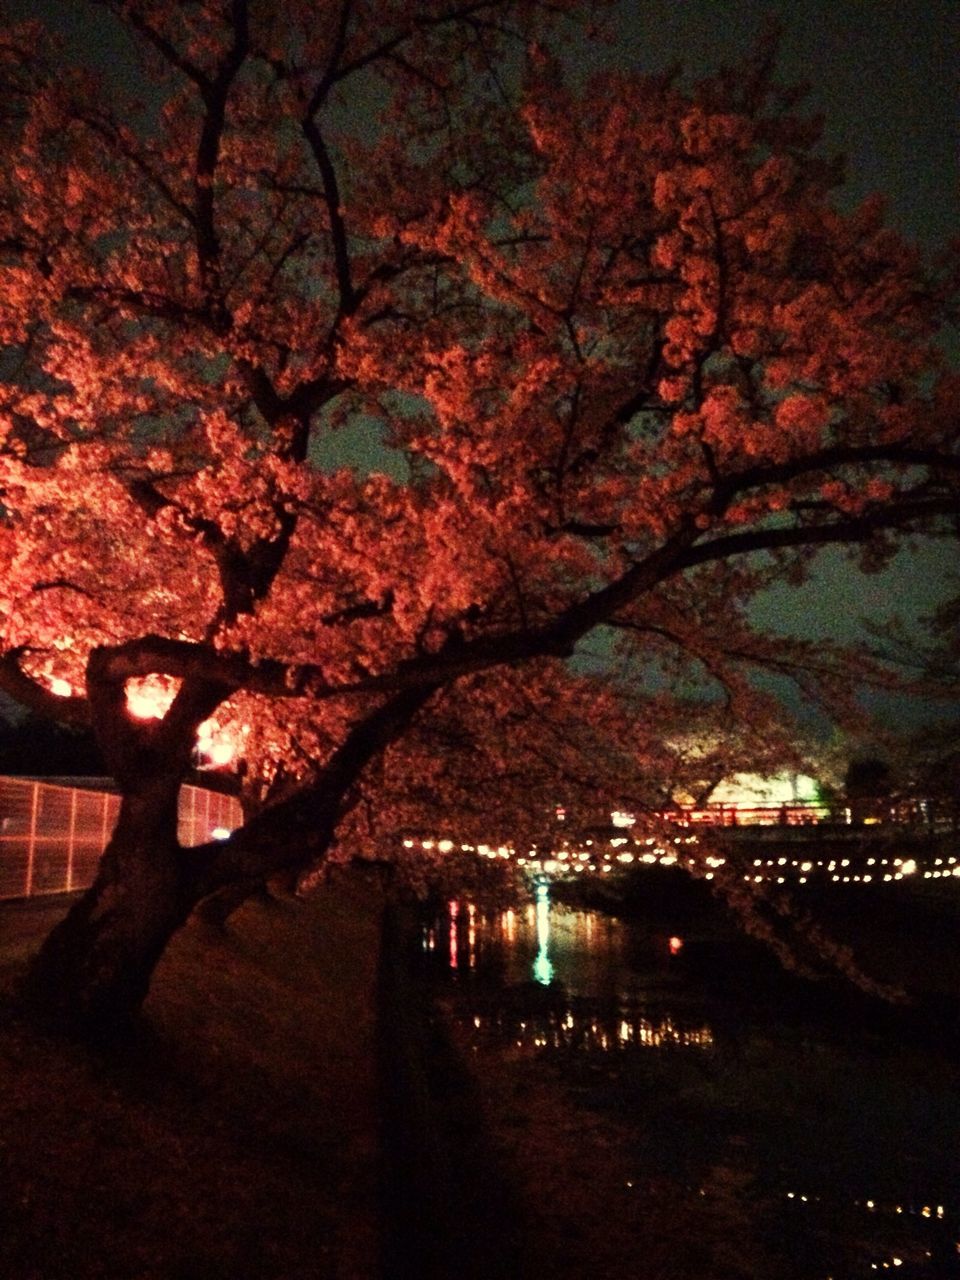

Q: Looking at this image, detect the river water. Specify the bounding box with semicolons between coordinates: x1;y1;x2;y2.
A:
416;885;960;1279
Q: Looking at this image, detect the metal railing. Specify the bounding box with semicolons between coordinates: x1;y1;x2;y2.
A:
664;799;958;830
0;775;243;901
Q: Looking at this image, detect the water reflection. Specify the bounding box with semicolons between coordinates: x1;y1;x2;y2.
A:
533;883;553;987
422;889;715;1057
426;891;674;996
418;888;960;1277
468;1005;714;1053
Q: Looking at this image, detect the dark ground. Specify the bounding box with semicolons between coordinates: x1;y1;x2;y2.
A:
3;867;960;1278
0;875;384;1279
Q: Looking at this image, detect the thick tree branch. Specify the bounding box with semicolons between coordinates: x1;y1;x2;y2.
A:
192;0;250;300
83;484;960;711
719;442;960;503
85;522;702;698
677;497;960;571
300;115;355;316
0;649;90;729
303;0;354;114
184;680;440;895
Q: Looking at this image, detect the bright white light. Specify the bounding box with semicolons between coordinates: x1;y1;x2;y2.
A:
49;677;73;697
207;740;235;766
211;826;232;840
196;717;246;767
125;674;178;720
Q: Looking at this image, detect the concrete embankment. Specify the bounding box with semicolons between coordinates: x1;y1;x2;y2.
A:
376;898;524;1279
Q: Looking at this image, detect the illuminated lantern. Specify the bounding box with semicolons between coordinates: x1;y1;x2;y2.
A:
124;674;179;720
195;718;246;767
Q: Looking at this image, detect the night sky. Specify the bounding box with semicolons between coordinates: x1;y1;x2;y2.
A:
607;1;959;690
611;0;957;255
4;0;958;724
631;3;957;689
325;0;959;671
13;0;955;246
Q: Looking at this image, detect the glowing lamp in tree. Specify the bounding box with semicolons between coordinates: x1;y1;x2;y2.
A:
196;719;246;768
124;675;179;721
122;679;242;768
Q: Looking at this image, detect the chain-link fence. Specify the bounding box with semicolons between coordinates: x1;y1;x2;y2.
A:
0;775;243;900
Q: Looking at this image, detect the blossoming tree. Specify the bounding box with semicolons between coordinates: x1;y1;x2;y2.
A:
0;0;956;1031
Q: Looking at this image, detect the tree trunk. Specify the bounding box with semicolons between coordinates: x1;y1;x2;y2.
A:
20;685;440;1037
194;876;280;929
21;785;193;1037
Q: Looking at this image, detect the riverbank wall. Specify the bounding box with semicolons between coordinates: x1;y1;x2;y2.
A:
377;897;524;1279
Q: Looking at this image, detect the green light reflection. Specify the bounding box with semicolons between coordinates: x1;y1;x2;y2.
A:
533;884;554;985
